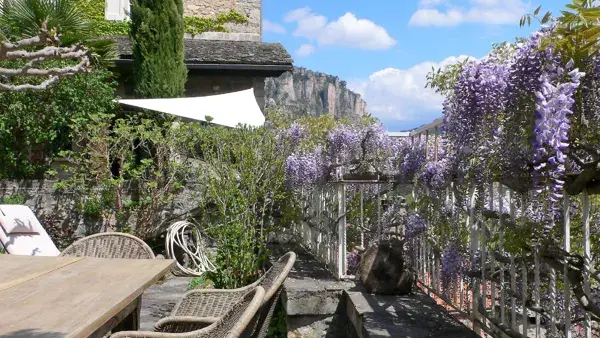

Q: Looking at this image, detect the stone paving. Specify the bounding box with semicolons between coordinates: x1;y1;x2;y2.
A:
139;274;193;331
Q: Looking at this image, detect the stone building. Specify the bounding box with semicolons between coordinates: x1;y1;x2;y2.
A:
106;0;293;108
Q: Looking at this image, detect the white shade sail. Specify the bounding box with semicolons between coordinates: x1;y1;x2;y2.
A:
116;88;265;128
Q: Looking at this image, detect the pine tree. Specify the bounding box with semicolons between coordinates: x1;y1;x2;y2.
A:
130;0;187;98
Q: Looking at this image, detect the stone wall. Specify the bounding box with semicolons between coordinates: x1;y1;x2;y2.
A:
183;0;261;39
186;74;266;109
269;244;356;338
0;180;203;244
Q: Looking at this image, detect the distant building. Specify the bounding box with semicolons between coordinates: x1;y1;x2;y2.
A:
408;117;444;138
387;131;410;138
387;117;444;140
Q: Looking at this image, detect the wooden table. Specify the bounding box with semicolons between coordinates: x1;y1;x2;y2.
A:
0;255;175;338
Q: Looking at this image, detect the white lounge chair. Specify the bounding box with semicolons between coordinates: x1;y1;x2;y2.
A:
0;205;60;256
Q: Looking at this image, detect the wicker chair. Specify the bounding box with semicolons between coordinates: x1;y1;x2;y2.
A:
155;252;296;338
60;232;155;259
110;286;265;338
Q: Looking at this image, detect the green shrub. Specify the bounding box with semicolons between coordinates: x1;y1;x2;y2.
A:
0;69;117;179
266;302;286;338
1;193;25;205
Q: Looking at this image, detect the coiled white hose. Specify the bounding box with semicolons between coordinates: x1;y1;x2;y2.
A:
165;220;216;277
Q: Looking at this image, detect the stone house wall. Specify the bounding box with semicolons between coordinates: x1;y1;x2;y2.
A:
186;73;266;108
183;0;262;40
116;73;266;109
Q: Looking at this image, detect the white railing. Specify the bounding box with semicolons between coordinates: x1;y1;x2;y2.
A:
408;122;598;338
412;182;599;337
292;181;397;279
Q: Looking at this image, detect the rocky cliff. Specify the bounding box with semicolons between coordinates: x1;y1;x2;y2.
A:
265;67;367;118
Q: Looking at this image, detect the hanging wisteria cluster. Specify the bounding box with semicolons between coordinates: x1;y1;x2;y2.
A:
441;246;467;297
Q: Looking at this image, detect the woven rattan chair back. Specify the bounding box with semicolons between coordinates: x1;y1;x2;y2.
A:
60;232;155;259
111;287;265;338
245;251;296;338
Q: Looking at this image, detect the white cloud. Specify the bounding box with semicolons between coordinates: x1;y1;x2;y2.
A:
284;8;396;51
419;0;446;5
347;55;473;125
263;19;286;34
296;44;316;57
409;0;529;27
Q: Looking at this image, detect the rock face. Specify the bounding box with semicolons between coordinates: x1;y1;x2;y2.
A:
265;67;368;119
356;237;414;295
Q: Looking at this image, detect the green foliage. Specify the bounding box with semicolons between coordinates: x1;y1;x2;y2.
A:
522;1;600;62
1;193;25;204
184;9;247;36
0;0;117;89
0;0;88;39
266;302;286;338
0;69;117;179
83;197;103;219
130;0;186;98
189;274;213;289
197;121;290;288
56;116;202;237
76;0;130;36
75;0;247;37
425;58;471;95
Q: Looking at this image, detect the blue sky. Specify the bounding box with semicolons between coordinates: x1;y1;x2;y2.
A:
261;0;566;131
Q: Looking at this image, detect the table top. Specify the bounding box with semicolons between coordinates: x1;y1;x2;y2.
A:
0;255;175;338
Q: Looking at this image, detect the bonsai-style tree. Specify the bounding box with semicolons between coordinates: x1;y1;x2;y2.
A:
0;0;114;91
130;0;186;98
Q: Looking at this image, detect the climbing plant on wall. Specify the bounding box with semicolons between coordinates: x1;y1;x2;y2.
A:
76;0;247;37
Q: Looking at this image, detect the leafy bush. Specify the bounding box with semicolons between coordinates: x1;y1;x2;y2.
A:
77;0;248;37
56;116;203;237
1;193;25;205
196;123;290;288
0;69;117;179
77;0;130;36
183;10;247;36
266;302;286;338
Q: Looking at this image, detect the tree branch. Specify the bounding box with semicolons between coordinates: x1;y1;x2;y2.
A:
0;76;60;91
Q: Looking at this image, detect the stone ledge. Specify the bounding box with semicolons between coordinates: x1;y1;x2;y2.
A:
269;243;356;317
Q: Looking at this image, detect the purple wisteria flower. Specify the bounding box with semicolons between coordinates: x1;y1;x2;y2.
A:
347;251;361;275
441;246;467;296
418;159;449;191
400;140;426;182
533;64;584;205
284;147;327;189
405;213;427;240
326;125;362;164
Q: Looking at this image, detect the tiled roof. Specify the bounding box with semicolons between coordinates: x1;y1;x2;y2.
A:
109;36;293;66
